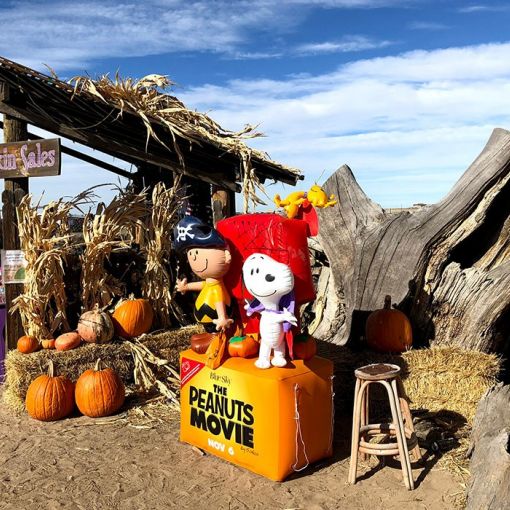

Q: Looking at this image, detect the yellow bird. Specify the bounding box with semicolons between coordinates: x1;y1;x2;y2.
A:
273;191;306;219
274;184;337;219
307;185;337;209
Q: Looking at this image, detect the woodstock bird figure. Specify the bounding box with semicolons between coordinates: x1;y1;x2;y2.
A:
274;184;336;219
242;253;298;369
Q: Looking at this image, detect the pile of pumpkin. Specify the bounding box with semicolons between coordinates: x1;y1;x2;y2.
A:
26;359;125;421
16;297;154;354
17;297;154;422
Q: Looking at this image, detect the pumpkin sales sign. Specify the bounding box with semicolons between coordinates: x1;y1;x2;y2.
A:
0;138;61;178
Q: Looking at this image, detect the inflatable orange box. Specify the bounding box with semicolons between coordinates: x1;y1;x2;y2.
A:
180;349;334;481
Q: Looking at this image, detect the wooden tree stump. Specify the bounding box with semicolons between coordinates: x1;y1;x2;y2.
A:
313;128;510;353
467;383;510;509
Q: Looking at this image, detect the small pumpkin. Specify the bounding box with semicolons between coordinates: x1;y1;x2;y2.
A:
365;295;413;353
112;297;153;339
75;359;125;418
17;335;40;354
77;307;114;344
55;331;82;351
293;334;317;360
228;335;259;358
25;360;75;421
41;338;56;349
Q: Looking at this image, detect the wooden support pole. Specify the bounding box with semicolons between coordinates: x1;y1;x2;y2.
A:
2;113;29;350
212;186;236;225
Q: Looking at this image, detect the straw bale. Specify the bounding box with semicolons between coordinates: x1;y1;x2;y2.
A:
2;325;202;414
320;344;501;425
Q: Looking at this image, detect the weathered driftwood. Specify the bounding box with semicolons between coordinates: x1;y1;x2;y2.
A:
467;383;510;510
313;128;510;352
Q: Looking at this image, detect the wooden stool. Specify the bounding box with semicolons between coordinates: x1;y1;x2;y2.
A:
348;363;422;490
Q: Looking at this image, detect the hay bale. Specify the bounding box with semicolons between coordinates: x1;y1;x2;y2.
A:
319;343;501;425
2;325;202;414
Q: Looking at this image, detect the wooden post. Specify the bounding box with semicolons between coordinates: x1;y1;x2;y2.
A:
1;82;29;349
212;186;236;225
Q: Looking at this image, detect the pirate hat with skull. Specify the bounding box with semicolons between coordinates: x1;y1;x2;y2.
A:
173;215;227;252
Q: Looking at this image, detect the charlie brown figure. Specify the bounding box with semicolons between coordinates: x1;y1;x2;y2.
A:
174;216;233;355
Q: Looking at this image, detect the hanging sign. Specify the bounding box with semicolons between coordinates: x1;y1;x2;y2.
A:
1;250;27;283
0;138;61;178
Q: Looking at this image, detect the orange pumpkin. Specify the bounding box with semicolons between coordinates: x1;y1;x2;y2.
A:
55;332;82;351
25;360;75;421
75;359;125;418
77;308;114;344
293;334;317;360
228;335;259;358
365;295;413;353
112;297;153;339
17;335;40;354
41;338;56;349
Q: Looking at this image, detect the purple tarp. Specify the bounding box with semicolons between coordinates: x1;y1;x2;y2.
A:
0;307;6;383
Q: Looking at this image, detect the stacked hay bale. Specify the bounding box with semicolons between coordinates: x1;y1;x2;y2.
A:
318;343;501;425
2;325;201;414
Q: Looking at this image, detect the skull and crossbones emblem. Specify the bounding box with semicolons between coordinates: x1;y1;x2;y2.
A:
177;224;195;242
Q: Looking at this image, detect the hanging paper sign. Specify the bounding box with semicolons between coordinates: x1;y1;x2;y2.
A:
1;250;27;283
0;138;61;178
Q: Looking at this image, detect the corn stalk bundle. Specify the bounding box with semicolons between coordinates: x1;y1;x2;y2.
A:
69;73;298;211
141;179;183;328
12;191;91;339
81;189;149;311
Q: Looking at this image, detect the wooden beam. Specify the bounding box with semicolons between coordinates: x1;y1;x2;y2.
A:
2;110;28;350
0;101;241;192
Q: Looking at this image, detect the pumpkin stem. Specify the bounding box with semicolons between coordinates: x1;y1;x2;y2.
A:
48;359;55;377
94;358;103;371
384;295;392;309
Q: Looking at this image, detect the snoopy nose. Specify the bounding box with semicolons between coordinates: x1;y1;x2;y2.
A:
265;273;275;282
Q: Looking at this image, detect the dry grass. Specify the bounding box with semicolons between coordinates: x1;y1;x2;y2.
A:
2;325;202;414
141;180;184;328
12;191;94;339
69;73;300;211
81;188;148;310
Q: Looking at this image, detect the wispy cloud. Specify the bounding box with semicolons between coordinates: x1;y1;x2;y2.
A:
408;21;450;30
0;0;301;71
296;36;393;55
179;42;510;206
0;0;421;71
286;0;415;8
458;4;510;13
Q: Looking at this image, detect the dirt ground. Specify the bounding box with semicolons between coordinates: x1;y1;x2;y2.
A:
0;391;463;510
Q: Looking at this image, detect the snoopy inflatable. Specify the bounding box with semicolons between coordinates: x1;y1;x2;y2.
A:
242;253;298;369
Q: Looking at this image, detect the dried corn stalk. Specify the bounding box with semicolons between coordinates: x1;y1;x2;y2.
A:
127;337;180;410
141;179;183;328
69;73;299;211
81;189;149;311
12;191;92;339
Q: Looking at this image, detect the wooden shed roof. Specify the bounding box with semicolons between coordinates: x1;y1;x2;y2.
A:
0;57;301;192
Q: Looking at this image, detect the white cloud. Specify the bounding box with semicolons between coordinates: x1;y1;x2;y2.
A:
458;4;510;13
0;0;301;71
296;36;393;55
408;21;450;30
178;42;510;207
0;0;421;72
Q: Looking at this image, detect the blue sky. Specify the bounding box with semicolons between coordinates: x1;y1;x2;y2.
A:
1;0;510;209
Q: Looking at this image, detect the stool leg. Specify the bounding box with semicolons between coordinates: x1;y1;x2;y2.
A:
397;377;422;463
360;384;369;461
348;378;363;484
382;380;413;490
390;379;414;490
